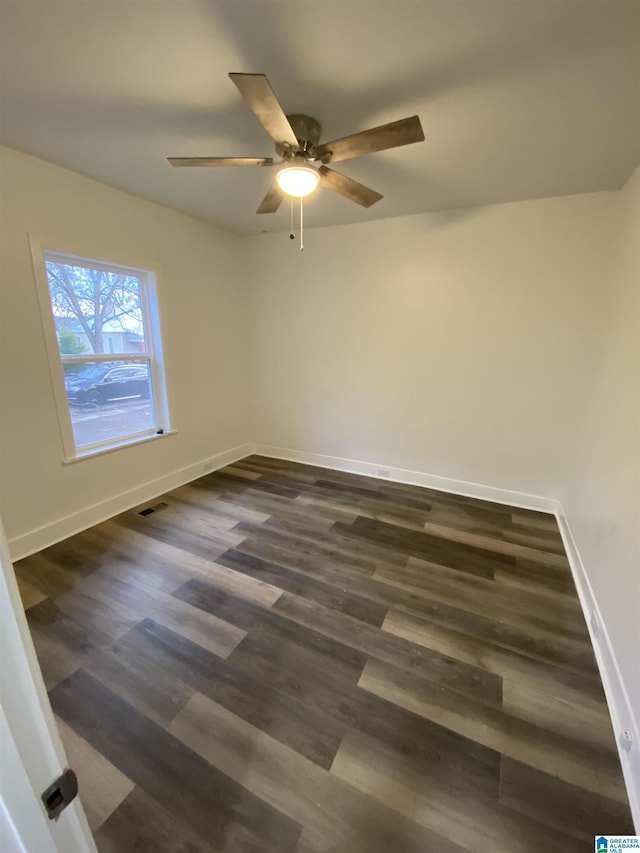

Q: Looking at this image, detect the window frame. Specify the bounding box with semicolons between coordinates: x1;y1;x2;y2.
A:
30;237;173;462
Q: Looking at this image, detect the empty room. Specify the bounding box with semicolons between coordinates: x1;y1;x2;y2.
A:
0;1;638;851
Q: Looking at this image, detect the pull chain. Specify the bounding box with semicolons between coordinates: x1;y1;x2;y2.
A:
300;196;304;251
287;196;304;250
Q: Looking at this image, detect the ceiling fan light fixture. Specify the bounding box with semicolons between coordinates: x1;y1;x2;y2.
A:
276;163;319;197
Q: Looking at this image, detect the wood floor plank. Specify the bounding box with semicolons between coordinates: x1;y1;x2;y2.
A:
204;484;312;521
427;504;565;551
499;756;635;841
331;729;585;853
381;605;604;702
75;570;247;659
70;527;185;596
494;557;576;597
83;638;195;727
26;599;110;689
92;521;284;608
359;657;627;802
94;785;216;853
149;497;249;547
229;639;502;801
169;585;370;679
50;670;302;853
383;605;597;677
233;506;338;536
169;691;468;853
511;510;560;531
272;590;503;705
229;535;410;615
15;576;47;610
213;470;302;500
292;482;433;531
223;539;402;598
421;519;569;562
55;715;134;833
233;455;316;475
53;581;140;641
215;549;389;626
27;627;82;690
334;515;512;578
286;520;412;567
219;464;263;480
376;555;587;639
234;536;378;590
16;552;93;599
28;532;111;578
174;483;271;525
233;520;401;574
120;618;346;770
111;506;235;563
427;502;517;528
493;524;566;554
502;675;616;753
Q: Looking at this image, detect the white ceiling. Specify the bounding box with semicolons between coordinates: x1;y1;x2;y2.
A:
1;1;639;236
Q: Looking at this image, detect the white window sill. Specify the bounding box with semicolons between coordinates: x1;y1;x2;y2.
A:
62;429;177;465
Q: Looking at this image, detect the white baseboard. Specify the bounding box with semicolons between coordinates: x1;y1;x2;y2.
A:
253;444;559;513
555;504;640;831
8;443;253;562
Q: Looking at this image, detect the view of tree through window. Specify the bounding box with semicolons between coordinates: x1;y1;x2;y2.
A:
42;253;167;455
46;259;147;355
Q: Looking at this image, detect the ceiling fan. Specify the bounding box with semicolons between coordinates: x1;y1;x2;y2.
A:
168;73;425;214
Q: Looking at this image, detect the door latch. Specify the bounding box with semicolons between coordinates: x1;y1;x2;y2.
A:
41;768;78;820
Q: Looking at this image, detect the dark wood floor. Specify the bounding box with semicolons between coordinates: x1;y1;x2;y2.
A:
15;455;633;852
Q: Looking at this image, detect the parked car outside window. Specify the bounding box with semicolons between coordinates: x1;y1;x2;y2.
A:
64;362;150;405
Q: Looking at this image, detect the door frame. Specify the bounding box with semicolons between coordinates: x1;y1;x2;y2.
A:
0;517;96;852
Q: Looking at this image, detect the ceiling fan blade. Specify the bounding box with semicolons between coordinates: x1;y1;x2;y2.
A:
257;183;284;214
318;166;383;208
168;157;273;167
315;116;424;164
229;73;298;148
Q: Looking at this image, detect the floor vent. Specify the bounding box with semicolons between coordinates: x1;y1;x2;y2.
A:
138;501;169;517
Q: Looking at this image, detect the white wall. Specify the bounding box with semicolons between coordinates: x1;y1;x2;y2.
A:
247;191;618;499
562;166;640;737
0;147;251;557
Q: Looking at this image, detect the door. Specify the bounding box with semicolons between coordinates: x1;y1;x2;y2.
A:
0;518;96;852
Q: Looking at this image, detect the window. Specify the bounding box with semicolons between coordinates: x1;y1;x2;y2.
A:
33;247;171;460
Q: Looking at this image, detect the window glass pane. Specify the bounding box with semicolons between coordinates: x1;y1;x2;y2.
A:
45;259;147;355
64;360;156;448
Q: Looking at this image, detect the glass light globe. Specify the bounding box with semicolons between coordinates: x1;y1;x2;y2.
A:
276;164;319;198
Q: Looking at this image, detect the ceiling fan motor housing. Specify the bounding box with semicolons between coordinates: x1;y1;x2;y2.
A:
277;114;322;160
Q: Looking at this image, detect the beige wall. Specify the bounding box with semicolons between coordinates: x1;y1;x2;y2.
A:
562;165;640;726
247;191;618;498
0;146;250;551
